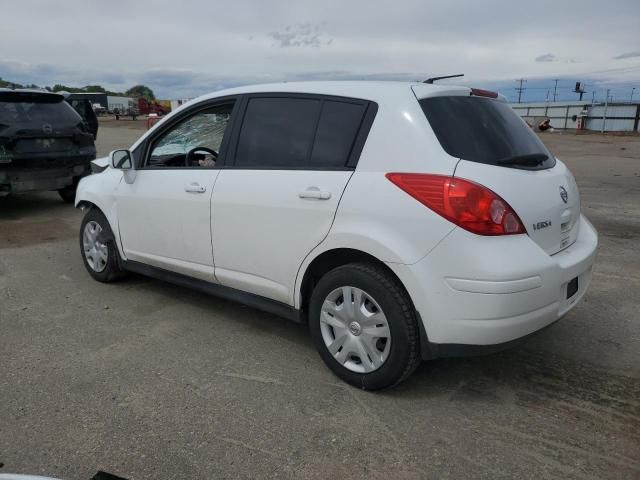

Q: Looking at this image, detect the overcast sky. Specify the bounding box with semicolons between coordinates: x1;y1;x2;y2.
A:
3;0;639;101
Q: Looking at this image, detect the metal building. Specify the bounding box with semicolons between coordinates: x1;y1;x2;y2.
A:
511;101;640;132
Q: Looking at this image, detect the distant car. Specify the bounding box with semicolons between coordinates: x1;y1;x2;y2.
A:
92;103;107;116
76;81;598;389
0;89;96;202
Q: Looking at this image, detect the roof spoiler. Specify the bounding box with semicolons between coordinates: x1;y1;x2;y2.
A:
423;74;464;84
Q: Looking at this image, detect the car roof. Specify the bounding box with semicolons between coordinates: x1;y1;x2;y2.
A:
130;81;473;152
191;81;470;104
0;88;64;101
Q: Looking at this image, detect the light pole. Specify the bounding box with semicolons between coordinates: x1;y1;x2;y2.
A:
631;88;636;103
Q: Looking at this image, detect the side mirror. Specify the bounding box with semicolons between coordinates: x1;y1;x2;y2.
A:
110;149;132;170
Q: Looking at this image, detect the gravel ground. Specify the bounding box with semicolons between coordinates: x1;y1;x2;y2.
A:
1;121;639;480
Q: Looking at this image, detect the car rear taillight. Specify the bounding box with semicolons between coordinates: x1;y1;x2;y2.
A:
386;173;526;236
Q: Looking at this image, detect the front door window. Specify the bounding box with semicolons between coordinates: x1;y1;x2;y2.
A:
147;104;234;168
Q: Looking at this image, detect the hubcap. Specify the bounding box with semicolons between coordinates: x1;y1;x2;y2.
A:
83;221;108;273
320;286;391;373
348;321;362;336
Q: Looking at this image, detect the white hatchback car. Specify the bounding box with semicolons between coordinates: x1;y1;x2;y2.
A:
76;81;598;389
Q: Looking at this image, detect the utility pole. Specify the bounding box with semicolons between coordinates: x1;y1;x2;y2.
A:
552;79;559;102
602;88;610;134
516;79;526;103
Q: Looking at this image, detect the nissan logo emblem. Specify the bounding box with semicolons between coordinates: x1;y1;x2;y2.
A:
42;123;53;134
560;186;568;204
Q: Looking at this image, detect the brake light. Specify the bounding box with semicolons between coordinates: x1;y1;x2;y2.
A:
470;88;499;99
386;173;525;236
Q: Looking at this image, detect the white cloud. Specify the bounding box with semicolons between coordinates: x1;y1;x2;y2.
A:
267;23;332;48
2;0;638;98
614;51;640;60
535;53;557;62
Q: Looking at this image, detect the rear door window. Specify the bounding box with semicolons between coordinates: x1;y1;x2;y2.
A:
310;100;366;168
234;96;367;169
419;96;555;169
235;97;320;168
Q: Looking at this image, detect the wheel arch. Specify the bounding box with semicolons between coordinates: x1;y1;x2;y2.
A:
75;177;125;259
297;247;411;320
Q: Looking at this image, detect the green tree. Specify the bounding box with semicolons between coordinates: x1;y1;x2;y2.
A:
126;85;155;100
84;85;107;93
0;77;25;88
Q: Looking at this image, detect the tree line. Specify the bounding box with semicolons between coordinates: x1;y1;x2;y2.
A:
0;78;156;100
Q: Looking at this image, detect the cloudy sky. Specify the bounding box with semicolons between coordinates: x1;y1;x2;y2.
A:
3;0;639;102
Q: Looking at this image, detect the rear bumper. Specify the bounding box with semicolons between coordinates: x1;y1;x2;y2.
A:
388;214;598;351
0;163;91;193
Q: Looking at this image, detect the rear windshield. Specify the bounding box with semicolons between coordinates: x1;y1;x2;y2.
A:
0;94;81;126
419;96;555;169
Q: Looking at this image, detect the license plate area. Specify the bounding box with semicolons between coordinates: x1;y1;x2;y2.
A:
566;276;579;299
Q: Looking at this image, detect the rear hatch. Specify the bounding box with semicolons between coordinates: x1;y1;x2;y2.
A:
414;87;580;255
0;90;95;169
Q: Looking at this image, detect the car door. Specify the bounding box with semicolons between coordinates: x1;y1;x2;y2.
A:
117;99;237;281
211;94;374;303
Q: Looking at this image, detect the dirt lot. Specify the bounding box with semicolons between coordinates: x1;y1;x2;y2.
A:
1;121;639;479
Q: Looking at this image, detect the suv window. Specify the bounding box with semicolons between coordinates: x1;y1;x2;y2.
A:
147;103;234;168
419;96;555;170
235;96;367;169
0;94;81;127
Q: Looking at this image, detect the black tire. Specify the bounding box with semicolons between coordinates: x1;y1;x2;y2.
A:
58;183;77;203
309;262;421;390
79;208;127;283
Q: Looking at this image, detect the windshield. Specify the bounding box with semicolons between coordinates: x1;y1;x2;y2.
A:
419;96;556;170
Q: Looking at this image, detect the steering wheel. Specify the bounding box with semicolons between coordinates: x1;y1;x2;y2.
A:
185;146;218;167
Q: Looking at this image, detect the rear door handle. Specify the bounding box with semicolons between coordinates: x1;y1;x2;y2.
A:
299;186;331;200
185;182;206;193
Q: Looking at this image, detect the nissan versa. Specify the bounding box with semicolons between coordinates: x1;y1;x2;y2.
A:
75;82;598;389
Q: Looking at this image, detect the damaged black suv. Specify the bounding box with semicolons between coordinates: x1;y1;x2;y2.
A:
0;89;97;202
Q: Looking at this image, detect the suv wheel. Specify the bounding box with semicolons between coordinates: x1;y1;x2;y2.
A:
58;183;77;203
80;208;127;282
309;262;421;390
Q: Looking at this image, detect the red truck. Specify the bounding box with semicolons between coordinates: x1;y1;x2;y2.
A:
137;98;170;116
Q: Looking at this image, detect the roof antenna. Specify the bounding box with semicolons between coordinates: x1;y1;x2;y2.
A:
423;74;464;84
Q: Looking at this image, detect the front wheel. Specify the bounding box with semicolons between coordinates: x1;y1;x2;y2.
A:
79;208;127;282
309;262;421;390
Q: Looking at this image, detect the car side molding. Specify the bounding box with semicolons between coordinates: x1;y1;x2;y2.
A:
122;260;303;324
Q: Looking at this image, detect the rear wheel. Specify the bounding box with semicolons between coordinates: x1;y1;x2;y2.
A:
309;262;421;390
79;208;127;282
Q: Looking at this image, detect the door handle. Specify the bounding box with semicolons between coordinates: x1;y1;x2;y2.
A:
299;187;331;200
185;182;206;193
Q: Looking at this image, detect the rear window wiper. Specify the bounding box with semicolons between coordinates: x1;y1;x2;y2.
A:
496;153;549;167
